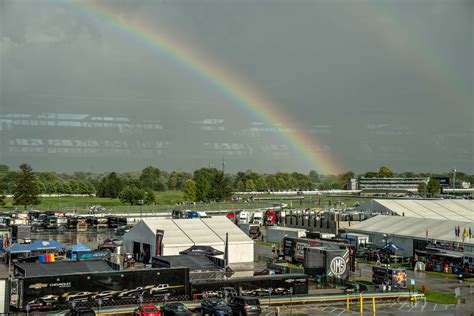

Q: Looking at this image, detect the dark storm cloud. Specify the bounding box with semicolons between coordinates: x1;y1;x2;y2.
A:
0;0;472;173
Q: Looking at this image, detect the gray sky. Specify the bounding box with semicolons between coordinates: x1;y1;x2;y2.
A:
0;0;472;173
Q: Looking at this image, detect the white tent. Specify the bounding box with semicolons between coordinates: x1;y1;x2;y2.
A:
123;217;254;264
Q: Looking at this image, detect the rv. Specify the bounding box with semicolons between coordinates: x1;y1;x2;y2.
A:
252;211;264;226
239;211;253;225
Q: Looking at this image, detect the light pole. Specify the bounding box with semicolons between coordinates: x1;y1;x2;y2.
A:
138;199;144;220
452;169;456;196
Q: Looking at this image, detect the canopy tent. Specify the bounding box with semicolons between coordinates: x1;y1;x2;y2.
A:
179;245;224;256
5;240;65;254
67;243;92;252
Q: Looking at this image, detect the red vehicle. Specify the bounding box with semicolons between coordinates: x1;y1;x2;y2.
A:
226;212;238;224
134;305;161;316
265;211;277;226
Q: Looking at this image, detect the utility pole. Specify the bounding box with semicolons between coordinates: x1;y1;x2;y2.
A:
452;168;456;196
222;157;225;174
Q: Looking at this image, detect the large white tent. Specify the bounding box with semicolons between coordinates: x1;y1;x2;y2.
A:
123;217;254;264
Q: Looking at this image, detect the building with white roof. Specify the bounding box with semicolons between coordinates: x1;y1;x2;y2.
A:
355;199;473;222
346;215;474;257
123;217;254;264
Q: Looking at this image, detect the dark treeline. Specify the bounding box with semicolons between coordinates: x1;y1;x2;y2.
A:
0;164;472;206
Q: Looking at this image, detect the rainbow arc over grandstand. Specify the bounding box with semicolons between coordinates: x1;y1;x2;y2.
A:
61;0;341;174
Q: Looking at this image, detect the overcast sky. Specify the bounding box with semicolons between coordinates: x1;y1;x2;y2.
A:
0;0;472;174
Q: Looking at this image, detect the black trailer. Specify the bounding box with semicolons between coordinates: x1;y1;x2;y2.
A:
191;273;308;299
283;236;352;263
12;261;190;312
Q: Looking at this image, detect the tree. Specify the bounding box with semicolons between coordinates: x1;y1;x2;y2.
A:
427;178;441;196
97;172;124;198
12;163;41;209
211;172;233;201
364;171;378;178
418;182;427;196
195;177;211;202
0;195;6;207
119;186;146;205
378;166;395;178
183;179;197;202
245;179;256;192
167;171;179;191
140;166;166;191
236;180;245;192
144;189;156;205
308;170;320;183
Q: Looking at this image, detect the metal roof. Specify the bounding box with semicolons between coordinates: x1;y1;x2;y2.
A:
15;260;115;278
346;215;474;245
356;199;474;221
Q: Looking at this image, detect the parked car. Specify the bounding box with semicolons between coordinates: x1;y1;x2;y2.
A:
134;305;161;316
65;307;96;316
203;290;220;298
342;283;369;294
229;296;261;316
201;298;232;315
161;302;193;316
222;287;237;299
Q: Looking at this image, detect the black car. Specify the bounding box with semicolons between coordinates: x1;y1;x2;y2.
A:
201;298;233;315
66;307;96;316
229;297;261;316
161;302;193;316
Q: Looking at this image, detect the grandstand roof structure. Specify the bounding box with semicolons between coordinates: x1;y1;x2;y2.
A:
346;215;473;246
355;199;473;222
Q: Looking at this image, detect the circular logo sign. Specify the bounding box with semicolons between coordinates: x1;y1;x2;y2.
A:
330;256;347;277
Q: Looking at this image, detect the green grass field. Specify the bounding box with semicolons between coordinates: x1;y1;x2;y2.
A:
416;287;458;304
0;192;370;214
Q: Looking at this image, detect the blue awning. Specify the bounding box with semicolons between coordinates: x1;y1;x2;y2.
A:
68;243;92;252
5;240;65;253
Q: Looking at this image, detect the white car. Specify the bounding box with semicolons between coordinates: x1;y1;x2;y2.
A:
64;291;96;302
203;290;219;298
150;284;169;295
92;290;121;301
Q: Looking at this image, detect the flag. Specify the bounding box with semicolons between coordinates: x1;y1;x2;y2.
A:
455;226;458;237
458;225;461;237
426;229;428;239
469;227;472;239
463;228;468;240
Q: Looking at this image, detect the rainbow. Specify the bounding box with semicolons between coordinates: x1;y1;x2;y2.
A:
59;0;341;174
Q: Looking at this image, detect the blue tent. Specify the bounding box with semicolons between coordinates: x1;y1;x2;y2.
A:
4;243;34;254
5;240;65;253
30;240;65;250
68;243;92;252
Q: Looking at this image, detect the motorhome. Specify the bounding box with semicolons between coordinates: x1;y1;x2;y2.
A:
252;211;264;226
238;211;253;225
